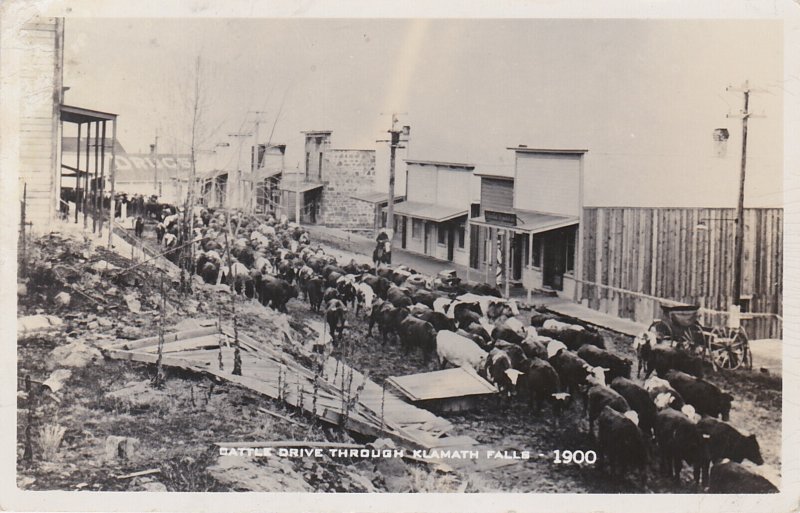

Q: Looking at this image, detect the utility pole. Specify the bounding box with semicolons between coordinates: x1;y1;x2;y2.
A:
379;114;410;239
248;111;266;213
227;131;253;209
726;80;763;317
152;131;159;196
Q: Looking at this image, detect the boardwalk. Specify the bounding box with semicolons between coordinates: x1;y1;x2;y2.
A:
99;322;477;451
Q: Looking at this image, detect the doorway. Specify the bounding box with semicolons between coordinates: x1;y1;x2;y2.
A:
447;225;455;261
541;226;577;291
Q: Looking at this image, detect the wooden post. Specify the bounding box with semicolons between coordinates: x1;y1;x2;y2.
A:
504;229;511;298
108;119;117;249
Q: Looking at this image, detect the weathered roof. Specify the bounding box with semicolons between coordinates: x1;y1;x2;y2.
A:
61;137;126;154
392;201;467;222
61;104;117;123
405;159;475;170
386;367;497;402
278;180;324;193
471;208;578;233
350;191;406;204
507;147;588;154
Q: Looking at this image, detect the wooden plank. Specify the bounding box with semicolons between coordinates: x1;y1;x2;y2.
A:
140;334;225;354
104;326;220;351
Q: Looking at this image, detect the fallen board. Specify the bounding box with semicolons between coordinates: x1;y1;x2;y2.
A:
100;321;471;452
386;367;497;402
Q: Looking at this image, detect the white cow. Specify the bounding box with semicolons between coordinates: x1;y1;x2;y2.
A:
436;330;488;373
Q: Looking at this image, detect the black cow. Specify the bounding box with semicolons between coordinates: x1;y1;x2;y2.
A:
463;282;502;297
322;264;346;279
386;286;413;308
361;274;391;299
200;261;219;285
709;461;778;494
305;276;325;312
322;287;340;307
258;277;297;313
413;310;456;332
493;340;527;370
654;408;710;486
537;327;606;351
397;316;437;361
492;325;524;345
155;223;166;244
134;216;144;237
485;348;514;402
368;301;408;344
411;289;439;309
697;416;764;485
325;270;343;289
646;344;705;378
586;385;629;437
597;406;648;486
665;370;733;421
517;357;569;415
549;349;591;399
577;344;632;381
520;338;548;360
326;299;348;345
610;377;657;438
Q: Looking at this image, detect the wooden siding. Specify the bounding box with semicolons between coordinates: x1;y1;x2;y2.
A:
18;18;62;230
406;166;437;204
480;177;513;212
515;153;581;216
580;207;782;339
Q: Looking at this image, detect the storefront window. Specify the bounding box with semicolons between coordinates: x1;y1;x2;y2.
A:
565;229;576;273
532;235;542;268
412;218;422;240
437;225;447;245
458;223;466;249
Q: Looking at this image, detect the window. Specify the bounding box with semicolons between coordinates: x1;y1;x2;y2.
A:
532;235;542;268
437;225;447;245
318;152;323;179
458;223;466;249
565;229;576;274
412;219;422;240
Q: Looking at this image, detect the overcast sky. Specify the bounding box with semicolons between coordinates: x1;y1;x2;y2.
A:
62;18;784;207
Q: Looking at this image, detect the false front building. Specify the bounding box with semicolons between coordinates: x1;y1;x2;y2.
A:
469;148;586;296
391;160;473;267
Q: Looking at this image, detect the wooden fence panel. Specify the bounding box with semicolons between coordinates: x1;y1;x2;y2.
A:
580;207;782;339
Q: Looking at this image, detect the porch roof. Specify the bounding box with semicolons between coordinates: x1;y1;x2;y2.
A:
471;208;578;234
392;201;467;223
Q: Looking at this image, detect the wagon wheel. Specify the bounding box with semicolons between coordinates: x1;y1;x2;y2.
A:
709;327;749;370
681;322;706;355
647;320;672;343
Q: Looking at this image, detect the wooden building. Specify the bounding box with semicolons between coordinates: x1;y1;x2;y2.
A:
16;18;65;231
469;148;586;296
578;207;783;339
392;160;474;267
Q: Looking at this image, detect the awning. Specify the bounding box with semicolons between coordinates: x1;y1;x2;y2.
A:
350;191;406;204
471;209;578;234
201;169;228;181
279;181;324;193
251;167;283;181
391;201;467;223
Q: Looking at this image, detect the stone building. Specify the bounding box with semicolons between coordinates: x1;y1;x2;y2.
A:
279;131;377;229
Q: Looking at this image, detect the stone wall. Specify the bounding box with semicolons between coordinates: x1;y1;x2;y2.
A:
318;149;376;229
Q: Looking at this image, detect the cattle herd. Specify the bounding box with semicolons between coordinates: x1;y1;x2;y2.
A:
139;207;777;494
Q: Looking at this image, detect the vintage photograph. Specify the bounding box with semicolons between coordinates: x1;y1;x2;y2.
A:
5;8;790;506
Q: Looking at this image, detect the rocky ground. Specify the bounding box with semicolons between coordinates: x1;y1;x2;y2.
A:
16;228;782;493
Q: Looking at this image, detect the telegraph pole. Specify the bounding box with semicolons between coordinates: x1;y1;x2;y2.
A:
151;131;159;196
379;114;410;238
726;80;763;313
